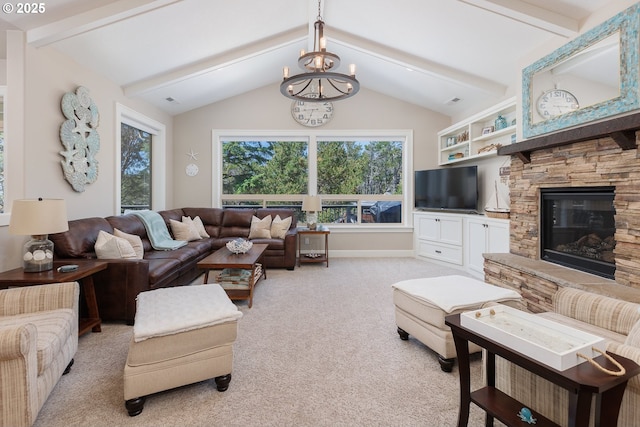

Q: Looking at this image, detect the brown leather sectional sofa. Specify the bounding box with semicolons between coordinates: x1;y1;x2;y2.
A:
50;207;297;324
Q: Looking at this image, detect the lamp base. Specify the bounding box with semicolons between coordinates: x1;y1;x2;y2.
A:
22;235;54;272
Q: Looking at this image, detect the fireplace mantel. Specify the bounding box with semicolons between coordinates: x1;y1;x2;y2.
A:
498;110;640;163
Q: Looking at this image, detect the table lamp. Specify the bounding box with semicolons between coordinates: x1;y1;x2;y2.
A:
9;198;69;272
302;195;321;230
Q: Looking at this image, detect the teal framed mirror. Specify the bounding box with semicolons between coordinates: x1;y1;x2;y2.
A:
523;3;639;138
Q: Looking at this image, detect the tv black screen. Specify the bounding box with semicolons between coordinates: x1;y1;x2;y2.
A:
414;166;478;212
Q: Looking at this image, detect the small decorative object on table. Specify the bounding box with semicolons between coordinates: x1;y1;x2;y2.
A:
226;238;253;254
495;114;508;130
518;407;537;424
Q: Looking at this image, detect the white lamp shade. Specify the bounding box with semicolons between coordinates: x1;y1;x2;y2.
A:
9;199;69;236
302;195;322;212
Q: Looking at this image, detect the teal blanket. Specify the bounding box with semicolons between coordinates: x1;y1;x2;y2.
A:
132;210;187;251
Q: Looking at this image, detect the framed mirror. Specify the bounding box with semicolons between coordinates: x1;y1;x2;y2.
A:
523;3;639;138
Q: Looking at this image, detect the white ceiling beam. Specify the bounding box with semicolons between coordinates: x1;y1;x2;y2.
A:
329;28;507;96
124;26;308;97
458;0;579;38
27;0;183;47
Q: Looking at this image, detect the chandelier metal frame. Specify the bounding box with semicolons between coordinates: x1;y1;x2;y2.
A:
280;1;359;102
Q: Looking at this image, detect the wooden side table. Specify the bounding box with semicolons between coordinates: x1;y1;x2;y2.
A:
445;313;640;427
297;226;330;267
0;260;108;336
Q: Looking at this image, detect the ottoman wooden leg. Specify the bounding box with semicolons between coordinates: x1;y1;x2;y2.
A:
397;327;409;340
125;396;146;417
214;373;232;392
438;355;455;372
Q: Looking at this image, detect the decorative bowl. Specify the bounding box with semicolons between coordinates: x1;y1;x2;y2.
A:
226;238;253;254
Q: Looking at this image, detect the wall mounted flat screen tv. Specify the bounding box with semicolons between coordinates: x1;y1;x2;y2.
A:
414;165;478;213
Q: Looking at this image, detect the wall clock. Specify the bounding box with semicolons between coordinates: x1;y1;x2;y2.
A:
536;89;579;118
185;163;199;177
291;99;333;127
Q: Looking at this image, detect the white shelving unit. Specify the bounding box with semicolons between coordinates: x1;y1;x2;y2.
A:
414;211;510;279
438;97;517;165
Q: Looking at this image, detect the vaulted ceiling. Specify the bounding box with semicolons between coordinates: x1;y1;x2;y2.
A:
0;0;614;116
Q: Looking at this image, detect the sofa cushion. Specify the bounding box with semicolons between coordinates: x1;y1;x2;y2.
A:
249;215;272;239
182;208;223;238
95;230;138;259
625;320;640;347
220;209;253;238
553;287;640;335
106;214;152;252
170;219;201;241
114;228;144;259
188;216;210;238
145;259;181;286
271;215;292;239
0;309;75;376
50;217;114;258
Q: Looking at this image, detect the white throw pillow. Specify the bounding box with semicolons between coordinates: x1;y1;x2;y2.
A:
95;230;137;259
270;215;292;239
113;228;144;259
183;215;210;238
170;219;201;241
249;215;272;239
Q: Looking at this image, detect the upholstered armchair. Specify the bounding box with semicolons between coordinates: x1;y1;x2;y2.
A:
0;282;79;427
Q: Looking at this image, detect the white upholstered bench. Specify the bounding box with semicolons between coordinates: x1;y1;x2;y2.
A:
124;284;243;416
392;275;521;372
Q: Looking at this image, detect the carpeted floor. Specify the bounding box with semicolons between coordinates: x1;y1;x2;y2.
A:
35;257;490;426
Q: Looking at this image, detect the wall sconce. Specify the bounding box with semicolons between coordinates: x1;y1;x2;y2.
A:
9;198;69;272
302;195;322;230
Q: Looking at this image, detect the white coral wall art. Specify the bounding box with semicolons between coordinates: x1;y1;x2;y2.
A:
59;86;100;192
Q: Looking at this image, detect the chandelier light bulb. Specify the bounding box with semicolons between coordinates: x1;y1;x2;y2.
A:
283;66;289;79
349;64;356;76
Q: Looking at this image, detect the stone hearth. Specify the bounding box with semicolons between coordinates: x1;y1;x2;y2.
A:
484;127;640;312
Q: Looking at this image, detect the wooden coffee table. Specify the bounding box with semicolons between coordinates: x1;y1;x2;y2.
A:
197;243;267;308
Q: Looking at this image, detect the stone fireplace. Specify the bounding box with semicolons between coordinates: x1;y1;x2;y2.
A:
483;112;640;312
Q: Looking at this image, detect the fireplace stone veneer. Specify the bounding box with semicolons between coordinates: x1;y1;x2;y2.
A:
484;132;640;306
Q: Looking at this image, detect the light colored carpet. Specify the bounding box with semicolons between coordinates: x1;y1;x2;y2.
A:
35;258;491;427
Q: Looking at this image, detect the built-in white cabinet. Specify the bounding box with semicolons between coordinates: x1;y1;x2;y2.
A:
465;216;510;277
414;212;463;265
414;212;510;276
438;97;516;165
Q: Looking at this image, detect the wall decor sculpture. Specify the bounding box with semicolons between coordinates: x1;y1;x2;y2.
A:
59;86;100;192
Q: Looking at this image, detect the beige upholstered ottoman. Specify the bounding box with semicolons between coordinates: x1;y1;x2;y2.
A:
124;284;243;416
392;275;521;372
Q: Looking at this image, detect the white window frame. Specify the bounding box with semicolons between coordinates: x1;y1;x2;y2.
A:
212;129;413;229
115;104;166;215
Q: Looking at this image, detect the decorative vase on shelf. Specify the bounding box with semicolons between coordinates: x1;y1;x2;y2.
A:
495;115;508;131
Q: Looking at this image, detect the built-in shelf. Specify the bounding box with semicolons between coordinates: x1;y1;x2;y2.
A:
438;97;516;165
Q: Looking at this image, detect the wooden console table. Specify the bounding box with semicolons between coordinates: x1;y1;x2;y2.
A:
445;313;640;427
0;261;108;336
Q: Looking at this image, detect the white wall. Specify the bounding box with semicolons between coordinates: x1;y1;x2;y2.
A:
173;85;456;254
0;32;173;271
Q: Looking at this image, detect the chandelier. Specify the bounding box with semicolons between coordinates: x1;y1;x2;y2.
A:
280;0;359;102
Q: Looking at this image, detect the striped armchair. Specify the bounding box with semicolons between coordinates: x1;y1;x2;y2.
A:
0;282;79;427
494;287;640;427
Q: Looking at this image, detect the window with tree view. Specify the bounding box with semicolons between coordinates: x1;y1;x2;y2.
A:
220;133;407;226
121;123;152;213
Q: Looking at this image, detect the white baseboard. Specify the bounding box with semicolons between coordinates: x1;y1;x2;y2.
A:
329;250;415;258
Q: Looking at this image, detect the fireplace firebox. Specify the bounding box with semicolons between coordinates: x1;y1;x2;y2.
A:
540;187;615;279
